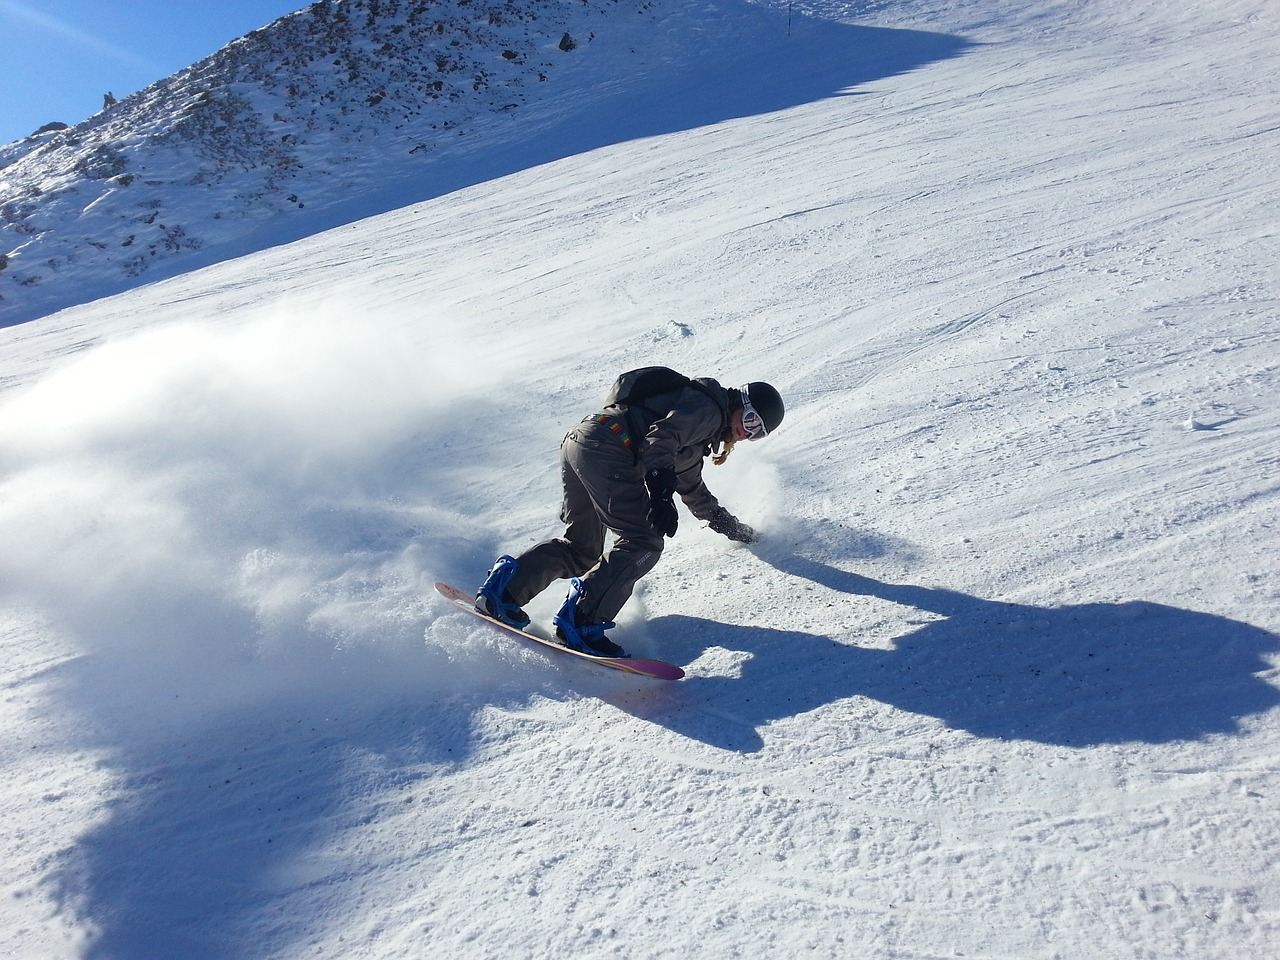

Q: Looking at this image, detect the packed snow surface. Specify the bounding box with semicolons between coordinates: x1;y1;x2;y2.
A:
2;1;1278;958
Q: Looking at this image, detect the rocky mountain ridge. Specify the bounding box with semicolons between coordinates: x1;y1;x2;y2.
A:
0;0;664;324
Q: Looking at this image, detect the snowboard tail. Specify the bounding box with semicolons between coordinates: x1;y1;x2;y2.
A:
434;582;685;681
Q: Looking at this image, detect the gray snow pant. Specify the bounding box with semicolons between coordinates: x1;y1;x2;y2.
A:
505;419;664;625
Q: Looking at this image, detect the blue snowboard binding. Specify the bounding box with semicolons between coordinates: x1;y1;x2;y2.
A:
553;578;628;658
475;555;531;630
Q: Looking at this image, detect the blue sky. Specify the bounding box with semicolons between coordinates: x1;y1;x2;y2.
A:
0;0;305;145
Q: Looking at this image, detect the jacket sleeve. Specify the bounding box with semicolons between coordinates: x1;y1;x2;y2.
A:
638;388;725;521
638;388;724;473
674;455;722;521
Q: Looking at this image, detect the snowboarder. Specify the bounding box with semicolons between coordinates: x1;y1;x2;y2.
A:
475;371;784;658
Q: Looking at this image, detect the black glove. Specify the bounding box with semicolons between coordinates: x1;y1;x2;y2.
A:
645;467;678;538
708;506;758;543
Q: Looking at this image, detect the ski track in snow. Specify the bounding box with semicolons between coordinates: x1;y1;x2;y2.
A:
2;1;1279;958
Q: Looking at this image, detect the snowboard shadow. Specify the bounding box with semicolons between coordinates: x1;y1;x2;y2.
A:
616;554;1280;753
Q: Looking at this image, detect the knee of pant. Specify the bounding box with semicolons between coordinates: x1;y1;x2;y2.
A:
631;530;666;554
613;535;665;564
563;538;602;572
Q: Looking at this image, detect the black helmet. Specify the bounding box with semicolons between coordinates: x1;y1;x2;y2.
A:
739;381;785;438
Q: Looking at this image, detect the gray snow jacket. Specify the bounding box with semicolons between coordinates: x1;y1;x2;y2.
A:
603;377;732;522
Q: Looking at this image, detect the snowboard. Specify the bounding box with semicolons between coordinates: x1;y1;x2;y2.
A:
434;581;685;681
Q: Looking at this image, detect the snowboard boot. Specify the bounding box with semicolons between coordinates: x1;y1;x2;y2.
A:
475;555;531;630
553;578;628;658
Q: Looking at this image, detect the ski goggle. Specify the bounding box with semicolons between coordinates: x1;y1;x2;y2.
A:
739;386;769;440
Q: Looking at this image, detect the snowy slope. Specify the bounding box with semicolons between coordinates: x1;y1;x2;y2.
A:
0;0;959;327
2;0;1279;958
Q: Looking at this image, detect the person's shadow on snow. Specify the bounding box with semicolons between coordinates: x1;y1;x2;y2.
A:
614;549;1280;753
